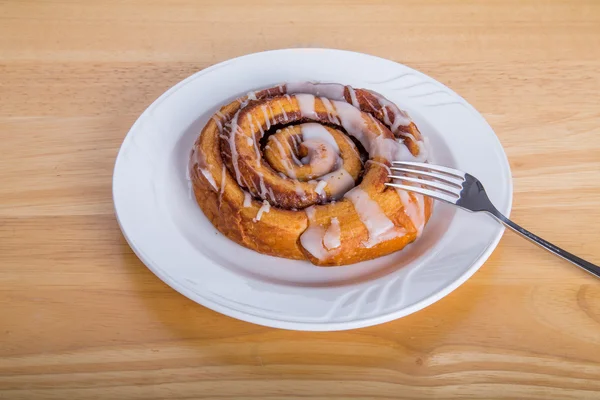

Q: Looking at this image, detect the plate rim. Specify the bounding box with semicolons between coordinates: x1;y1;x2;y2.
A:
113;47;513;331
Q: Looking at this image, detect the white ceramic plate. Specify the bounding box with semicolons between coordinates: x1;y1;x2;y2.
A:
113;48;512;331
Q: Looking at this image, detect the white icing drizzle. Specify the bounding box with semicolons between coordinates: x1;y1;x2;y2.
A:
286;134;303;166
254;200;271;222
200;168;218;191
320;97;340;124
415;193;426;228
285;83;421;155
381;106;392;129
300;123;339;152
219;163;226;204
247;91;257;100
314;180;327;196
226;110;243;184
212;111;227;134
268;187;276;203
337;101;399;161
347;86;359;108
239;175;248;190
212;115;223;132
319;168;355;199
344;187;404;248
257;171;268;200
291;132;300;154
192;146;219;191
295;182;306;198
243;192;252;207
256;117;265;137
323;217;341;250
268;105;276;126
334;100;425;163
295;94;317;119
299;206;329;260
271;136;297;178
301;139;337;177
363;95;379;112
334;101;373;152
368;114;384;135
400;130;418;144
396;188;426;236
243;175;258;195
246;114;261;167
391;115;406;134
260;105;271;130
374;94;412;132
278;100;288;120
287;82;345;101
393;137;428;162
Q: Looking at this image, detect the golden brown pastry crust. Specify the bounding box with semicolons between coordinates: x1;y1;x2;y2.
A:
189;83;432;266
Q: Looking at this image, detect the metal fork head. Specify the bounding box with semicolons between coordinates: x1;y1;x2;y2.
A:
386;161;496;213
387;166;600;279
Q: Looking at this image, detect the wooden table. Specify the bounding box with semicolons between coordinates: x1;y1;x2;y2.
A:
2;1;599;399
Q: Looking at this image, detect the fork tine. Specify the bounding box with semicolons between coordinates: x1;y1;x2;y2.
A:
385;182;458;204
389;167;463;188
391;161;465;179
388;175;461;197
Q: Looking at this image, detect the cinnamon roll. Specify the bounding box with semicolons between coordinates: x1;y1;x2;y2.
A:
189;82;432;266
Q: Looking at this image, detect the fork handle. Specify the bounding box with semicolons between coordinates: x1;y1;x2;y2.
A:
489;210;600;279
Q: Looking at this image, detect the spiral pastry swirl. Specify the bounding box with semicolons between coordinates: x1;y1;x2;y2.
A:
190;82;432;266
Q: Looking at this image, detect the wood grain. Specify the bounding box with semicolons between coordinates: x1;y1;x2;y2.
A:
1;0;599;398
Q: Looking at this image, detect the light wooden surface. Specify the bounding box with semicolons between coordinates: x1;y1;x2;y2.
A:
1;0;600;399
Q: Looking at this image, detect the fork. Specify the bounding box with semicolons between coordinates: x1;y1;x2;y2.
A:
386;161;600;279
